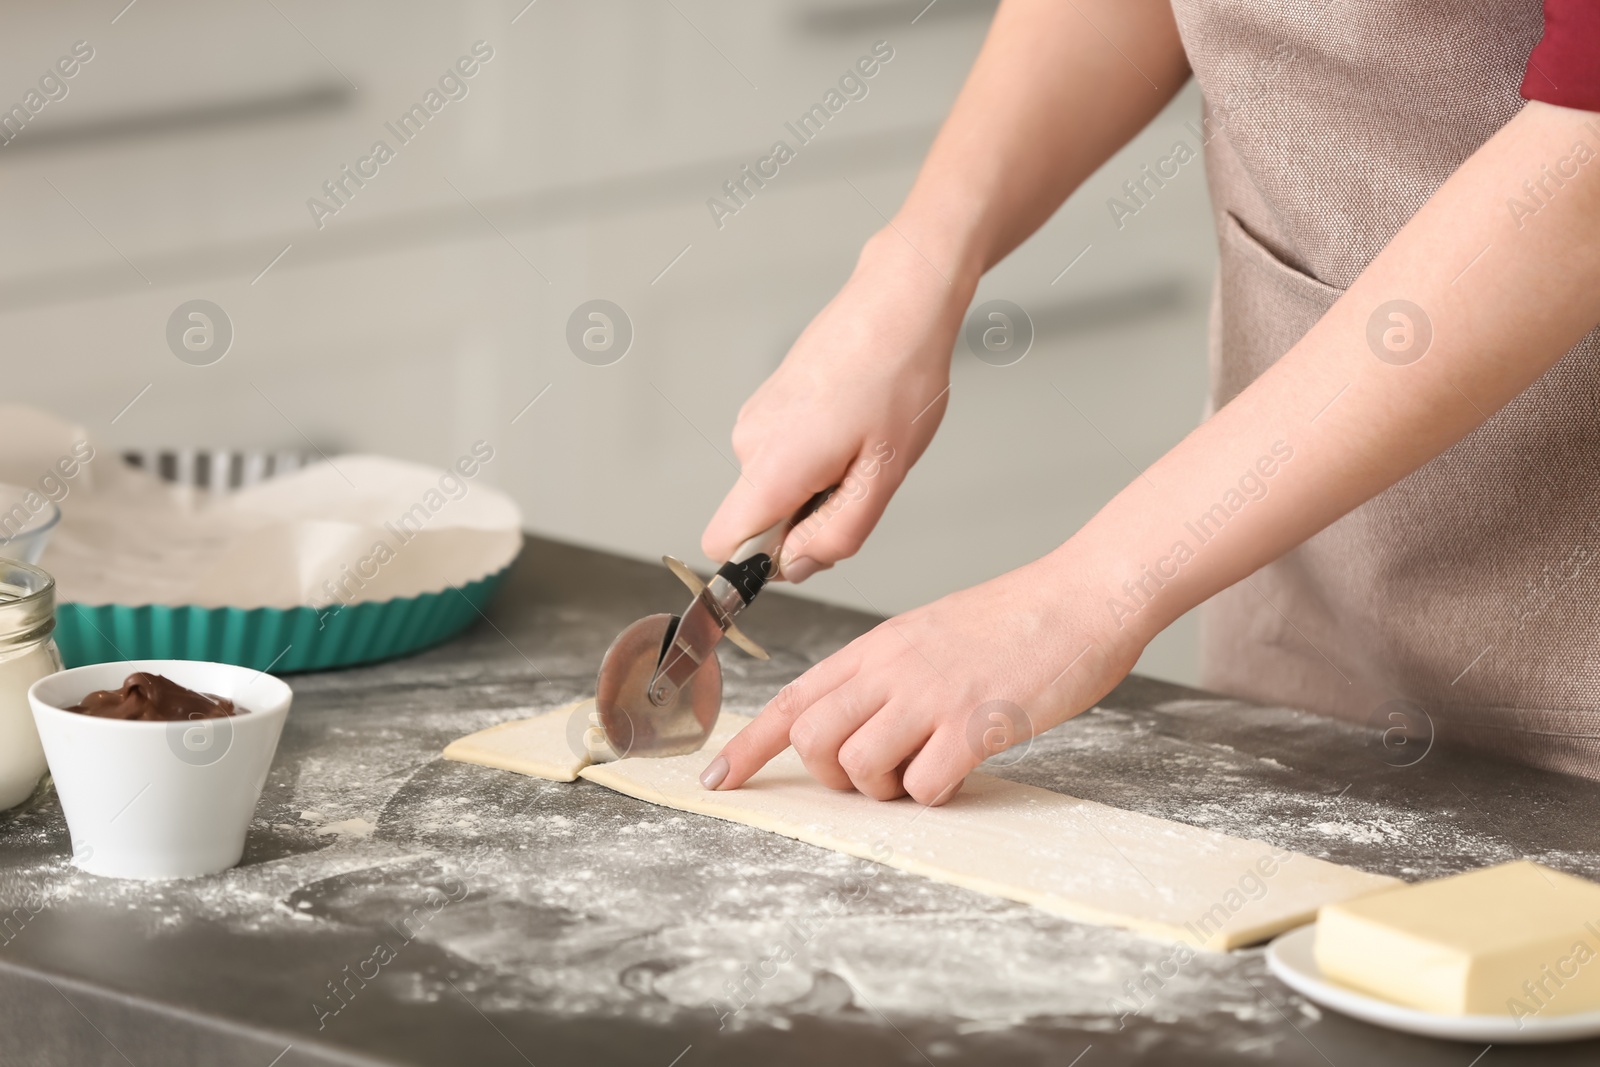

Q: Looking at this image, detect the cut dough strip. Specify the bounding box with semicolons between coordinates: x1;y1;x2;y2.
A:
446;706;1400;950
443;698;606;783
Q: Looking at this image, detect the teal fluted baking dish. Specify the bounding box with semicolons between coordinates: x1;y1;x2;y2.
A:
53;448;515;673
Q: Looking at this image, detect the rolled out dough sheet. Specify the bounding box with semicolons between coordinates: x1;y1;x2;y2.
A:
447;708;1400;949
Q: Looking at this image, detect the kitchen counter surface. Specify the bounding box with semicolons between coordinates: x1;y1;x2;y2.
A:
2;535;1598;1066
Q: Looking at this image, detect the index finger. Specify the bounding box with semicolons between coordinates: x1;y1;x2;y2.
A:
699;649;858;791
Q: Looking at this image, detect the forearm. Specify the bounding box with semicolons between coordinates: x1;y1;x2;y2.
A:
1054;100;1600;643
882;0;1189;286
703;3;1187;567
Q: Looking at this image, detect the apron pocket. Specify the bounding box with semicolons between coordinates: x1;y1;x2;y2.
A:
1214;211;1345;405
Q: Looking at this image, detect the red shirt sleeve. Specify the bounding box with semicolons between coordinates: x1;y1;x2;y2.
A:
1521;0;1600;112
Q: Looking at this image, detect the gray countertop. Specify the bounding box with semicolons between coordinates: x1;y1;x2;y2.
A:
2;535;1598;1066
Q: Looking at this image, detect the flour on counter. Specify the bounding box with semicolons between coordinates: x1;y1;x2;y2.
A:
3;669;1596;1061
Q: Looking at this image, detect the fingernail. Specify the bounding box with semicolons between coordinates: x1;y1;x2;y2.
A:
782;555;820;583
699;756;729;790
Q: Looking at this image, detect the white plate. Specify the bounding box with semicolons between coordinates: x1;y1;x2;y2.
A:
1266;924;1600;1044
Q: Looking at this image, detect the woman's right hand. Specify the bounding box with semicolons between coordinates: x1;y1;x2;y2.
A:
701;229;976;580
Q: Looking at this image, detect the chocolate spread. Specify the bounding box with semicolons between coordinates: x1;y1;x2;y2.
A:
65;672;243;721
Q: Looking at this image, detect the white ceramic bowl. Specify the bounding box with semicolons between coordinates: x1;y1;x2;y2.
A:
29;659;291;880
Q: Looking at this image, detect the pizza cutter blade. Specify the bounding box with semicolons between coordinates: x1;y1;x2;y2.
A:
594;612;722;759
591;489;834;760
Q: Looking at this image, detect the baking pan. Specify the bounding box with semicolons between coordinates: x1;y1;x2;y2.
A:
53;448;513;672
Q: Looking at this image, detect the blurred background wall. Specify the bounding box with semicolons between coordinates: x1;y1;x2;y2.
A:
0;0;1216;685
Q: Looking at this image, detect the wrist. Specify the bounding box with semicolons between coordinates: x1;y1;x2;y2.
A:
857;222;982;313
1035;533;1172;655
888;191;992;286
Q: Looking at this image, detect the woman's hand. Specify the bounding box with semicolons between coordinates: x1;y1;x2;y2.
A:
698;546;1146;804
700;229;975;581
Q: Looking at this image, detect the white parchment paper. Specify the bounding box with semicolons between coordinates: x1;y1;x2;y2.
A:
0;406;522;609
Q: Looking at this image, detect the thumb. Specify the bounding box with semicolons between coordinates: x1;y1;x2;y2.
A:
701;448;848;564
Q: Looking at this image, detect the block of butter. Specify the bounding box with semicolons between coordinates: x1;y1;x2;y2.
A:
1315;861;1600;1018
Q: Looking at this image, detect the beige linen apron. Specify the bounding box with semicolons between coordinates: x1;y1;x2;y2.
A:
1169;1;1600;777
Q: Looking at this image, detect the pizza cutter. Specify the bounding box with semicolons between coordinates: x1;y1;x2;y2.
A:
593;491;831;760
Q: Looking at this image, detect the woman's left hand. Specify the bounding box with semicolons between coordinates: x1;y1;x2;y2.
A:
698;548;1145;805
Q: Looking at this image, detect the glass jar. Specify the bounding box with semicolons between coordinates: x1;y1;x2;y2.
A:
0;482;62;565
0;560;61;810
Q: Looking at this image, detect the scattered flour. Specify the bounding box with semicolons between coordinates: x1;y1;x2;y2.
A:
2;679;1582;1061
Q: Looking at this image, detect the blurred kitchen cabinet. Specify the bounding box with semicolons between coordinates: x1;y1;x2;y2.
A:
0;0;1211;683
